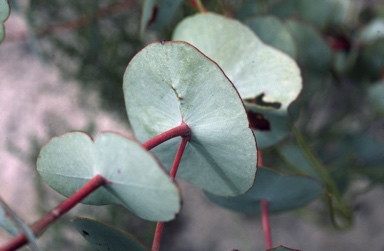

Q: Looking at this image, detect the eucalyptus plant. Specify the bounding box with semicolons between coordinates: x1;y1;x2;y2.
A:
1;0;384;250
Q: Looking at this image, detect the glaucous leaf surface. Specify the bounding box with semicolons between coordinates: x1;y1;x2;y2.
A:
245;16;297;58
0;0;9;44
173;12;301;107
72;217;149;251
205;167;323;215
124;41;257;196
172;13;301;148
37;132;181;221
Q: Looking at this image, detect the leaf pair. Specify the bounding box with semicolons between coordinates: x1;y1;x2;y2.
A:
37;132;180;222
37;40;259;222
172;13;302;148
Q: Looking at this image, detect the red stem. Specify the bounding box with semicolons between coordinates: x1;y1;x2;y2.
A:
151;134;190;251
169;136;190;180
142;122;191;151
261;199;272;249
0;175;108;251
151;222;164;251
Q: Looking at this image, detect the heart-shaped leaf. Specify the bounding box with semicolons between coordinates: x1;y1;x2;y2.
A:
172;13;302;148
173;12;301;106
37;132;181;221
72;216;149;251
206;167;323;215
0;0;10;44
123;41;257;196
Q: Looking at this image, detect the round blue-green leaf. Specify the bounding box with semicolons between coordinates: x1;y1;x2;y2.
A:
72;217;149;251
172;13;301;148
123;41;257;196
173;13;301;107
0;0;10;44
245;16;297;59
205;167;323;215
37;132;181;221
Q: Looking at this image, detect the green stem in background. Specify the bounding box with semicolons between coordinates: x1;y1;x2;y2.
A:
142;122;191;151
274;146;306;174
291;125;353;229
0;175;108;251
188;0;206;13
151;135;190;251
261;199;272;249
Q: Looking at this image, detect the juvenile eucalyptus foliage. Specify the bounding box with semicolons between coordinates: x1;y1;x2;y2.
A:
1;0;384;250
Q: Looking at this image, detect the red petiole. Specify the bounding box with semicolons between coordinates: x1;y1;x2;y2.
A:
151;125;191;251
1;123;191;251
261;199;272;249
142;122;191;151
258;150;272;249
0;175;108;251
